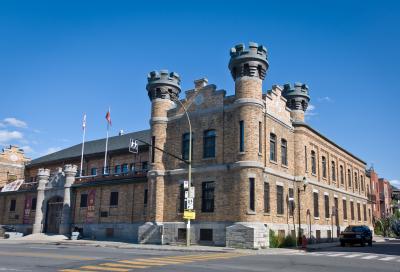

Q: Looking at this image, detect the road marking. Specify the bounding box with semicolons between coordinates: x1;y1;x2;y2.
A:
379;256;396;261
80;266;129;272
148;257;194;263
327;253;346;257
61;270;98;272
100;263;148;269
0;251;96;261
343;254;363;258
361;255;379;259
119;260;167;266
133;258;184;264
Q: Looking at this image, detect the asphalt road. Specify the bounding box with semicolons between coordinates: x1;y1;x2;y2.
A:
0;241;400;272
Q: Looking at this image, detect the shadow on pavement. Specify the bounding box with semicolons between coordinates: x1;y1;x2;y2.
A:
315;240;400;256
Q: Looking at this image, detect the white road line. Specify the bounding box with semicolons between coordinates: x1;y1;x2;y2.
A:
309;252;325;255
379;256;396;261
361;255;379;259
344;254;363;258
326;253;346;257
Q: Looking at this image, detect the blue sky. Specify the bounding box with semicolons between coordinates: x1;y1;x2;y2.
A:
0;1;399;185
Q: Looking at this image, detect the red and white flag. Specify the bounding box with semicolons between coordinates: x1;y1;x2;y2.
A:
105;108;112;126
82;113;87;130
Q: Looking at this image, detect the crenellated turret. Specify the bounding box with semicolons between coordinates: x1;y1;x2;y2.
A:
228;42;269;81
146;70;181;101
282;82;310;122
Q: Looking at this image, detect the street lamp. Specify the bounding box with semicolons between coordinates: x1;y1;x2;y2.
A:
172;97;193;247
297;177;308;246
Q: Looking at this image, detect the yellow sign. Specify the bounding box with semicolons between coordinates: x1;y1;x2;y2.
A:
183;210;196;220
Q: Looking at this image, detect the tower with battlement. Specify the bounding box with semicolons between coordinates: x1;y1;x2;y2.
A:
145;70;181;224
282;83;310;122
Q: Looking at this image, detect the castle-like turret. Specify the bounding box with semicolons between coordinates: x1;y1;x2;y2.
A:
145;70;181;223
229;42;268;100
282;82;310;122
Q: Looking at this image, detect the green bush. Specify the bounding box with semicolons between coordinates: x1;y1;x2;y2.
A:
269;230;297;248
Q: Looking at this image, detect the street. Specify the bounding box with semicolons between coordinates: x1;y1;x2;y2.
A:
0;241;400;271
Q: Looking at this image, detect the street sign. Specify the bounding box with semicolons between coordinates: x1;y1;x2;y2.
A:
186;197;194;210
183;210;196;220
189;187;195;198
183;180;189;189
184;191;189;199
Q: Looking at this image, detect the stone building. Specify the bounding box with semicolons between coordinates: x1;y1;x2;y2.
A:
0;42;373;248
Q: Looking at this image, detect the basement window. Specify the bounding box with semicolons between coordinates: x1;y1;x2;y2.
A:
199;229;213;241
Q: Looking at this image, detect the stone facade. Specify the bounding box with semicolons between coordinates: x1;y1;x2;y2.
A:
0;42;374;248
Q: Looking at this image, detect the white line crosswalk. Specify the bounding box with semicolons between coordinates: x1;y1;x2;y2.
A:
283;250;400;263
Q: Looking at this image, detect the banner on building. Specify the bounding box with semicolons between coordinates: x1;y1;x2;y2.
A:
23;196;32;224
85;189;96;224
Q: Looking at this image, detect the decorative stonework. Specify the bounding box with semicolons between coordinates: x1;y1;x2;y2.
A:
146;70;181;101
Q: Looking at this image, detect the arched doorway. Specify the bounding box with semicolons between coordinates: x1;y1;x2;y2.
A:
45;196;63;234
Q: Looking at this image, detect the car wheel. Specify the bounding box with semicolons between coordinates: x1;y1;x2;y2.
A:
361;241;365;247
340;242;345;247
368;240;372;246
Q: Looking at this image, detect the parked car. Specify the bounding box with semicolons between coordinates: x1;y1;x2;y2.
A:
339;225;372;246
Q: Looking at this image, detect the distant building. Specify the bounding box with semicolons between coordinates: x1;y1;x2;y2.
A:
366;167;381;222
379;178;392;217
0;42;373;248
0;145;30;188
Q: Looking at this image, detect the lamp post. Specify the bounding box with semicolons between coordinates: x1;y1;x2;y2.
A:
297;177;308;246
172;98;192;247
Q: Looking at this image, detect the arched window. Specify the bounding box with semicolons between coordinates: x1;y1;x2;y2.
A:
322;156;327;178
331;161;336;181
348;169;352;187
361;175;364;191
311;151;316;175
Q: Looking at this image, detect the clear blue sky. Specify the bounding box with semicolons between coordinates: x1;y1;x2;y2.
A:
0;1;399;185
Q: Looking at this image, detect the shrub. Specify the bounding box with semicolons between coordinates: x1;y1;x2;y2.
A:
269;230;297;248
269;229;279;248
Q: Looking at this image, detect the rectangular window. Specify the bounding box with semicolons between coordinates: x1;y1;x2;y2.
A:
281;139;288;166
179;184;185;213
10;199;16;212
289;187;294;216
357;203;361;221
363;204;367;221
122;164;128;173
322;156;327;178
31;198;37;211
110;192;119;206
311;151;316;175
270;133;277;161
350;201;355;220
340;165;344;184
264;182;270;213
182;133;192;160
144;189;148;205
249;178;255;212
343;199;347;220
203;130;216;158
199;229;213;241
151;136;155;163
239;121;244;152
202;181;215;212
142;161;148;171
324;195;330;218
91;168;97;176
304;146;308;172
80;193;88;208
313;192;319;217
114;165;121;174
258;122;262;153
276;185;284;215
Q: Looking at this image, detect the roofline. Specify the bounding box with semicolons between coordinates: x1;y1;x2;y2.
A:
293;121;367;165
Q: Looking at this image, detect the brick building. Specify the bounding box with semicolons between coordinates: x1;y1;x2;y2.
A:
366;167;381;222
0;146;30;188
0;42;373;248
379;178;392;218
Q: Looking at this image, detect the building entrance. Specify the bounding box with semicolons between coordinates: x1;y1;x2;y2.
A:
45;196;63;234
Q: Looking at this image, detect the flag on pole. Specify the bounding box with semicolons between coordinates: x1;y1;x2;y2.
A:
82;113;87;130
105;109;112;126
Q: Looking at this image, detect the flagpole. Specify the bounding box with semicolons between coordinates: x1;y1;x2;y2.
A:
104;107;110;175
80;114;86;177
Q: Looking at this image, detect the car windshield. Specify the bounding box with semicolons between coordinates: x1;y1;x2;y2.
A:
344;226;365;232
